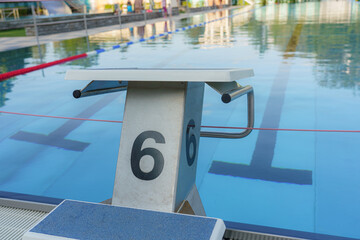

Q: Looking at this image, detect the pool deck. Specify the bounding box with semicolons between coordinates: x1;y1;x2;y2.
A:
0;5;243;52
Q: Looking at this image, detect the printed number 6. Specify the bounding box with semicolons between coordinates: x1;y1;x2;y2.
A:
186;119;197;166
131;131;165;181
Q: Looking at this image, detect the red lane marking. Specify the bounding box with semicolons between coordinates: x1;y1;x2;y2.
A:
1;110;360;133
0;111;123;123
0;53;88;82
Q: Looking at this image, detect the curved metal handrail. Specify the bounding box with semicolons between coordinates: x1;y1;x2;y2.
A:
200;86;254;139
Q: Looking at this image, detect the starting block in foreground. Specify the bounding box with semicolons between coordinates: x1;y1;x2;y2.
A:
23;200;226;240
65;68;254;214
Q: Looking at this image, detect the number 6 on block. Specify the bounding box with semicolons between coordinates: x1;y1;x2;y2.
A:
131;131;166;181
186;119;197;166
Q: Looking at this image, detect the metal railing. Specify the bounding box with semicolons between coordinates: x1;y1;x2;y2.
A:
0;8;20;21
73;81;255;140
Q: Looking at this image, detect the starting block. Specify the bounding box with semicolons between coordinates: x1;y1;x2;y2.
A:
23;200;226;240
65;68;254;215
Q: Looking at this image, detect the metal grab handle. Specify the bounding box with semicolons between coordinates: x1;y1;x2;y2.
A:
200;86;254;139
221;85;253;104
73;80;128;98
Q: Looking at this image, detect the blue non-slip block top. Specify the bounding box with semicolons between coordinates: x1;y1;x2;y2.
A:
31;200;219;240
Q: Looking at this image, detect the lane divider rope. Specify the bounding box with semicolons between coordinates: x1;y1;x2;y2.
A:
0;54;87;81
0;7;256;82
1;110;359;133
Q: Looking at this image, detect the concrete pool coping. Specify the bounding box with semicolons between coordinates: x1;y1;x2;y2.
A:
0;191;355;240
0;193;302;240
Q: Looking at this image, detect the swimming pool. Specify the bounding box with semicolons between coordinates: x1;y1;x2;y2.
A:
0;1;360;239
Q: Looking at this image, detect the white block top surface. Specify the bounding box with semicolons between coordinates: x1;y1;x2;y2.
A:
65;68;254;82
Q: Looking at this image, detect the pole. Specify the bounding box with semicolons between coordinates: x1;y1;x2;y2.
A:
31;5;43;64
0;9;4;21
83;5;90;51
118;6;122;27
117;6;123;41
143;9;147;24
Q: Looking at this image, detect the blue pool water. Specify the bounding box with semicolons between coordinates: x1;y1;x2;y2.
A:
1;1;360;239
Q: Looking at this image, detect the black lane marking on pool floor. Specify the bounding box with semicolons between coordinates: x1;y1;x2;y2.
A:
209;23;313;185
11;93;118;151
